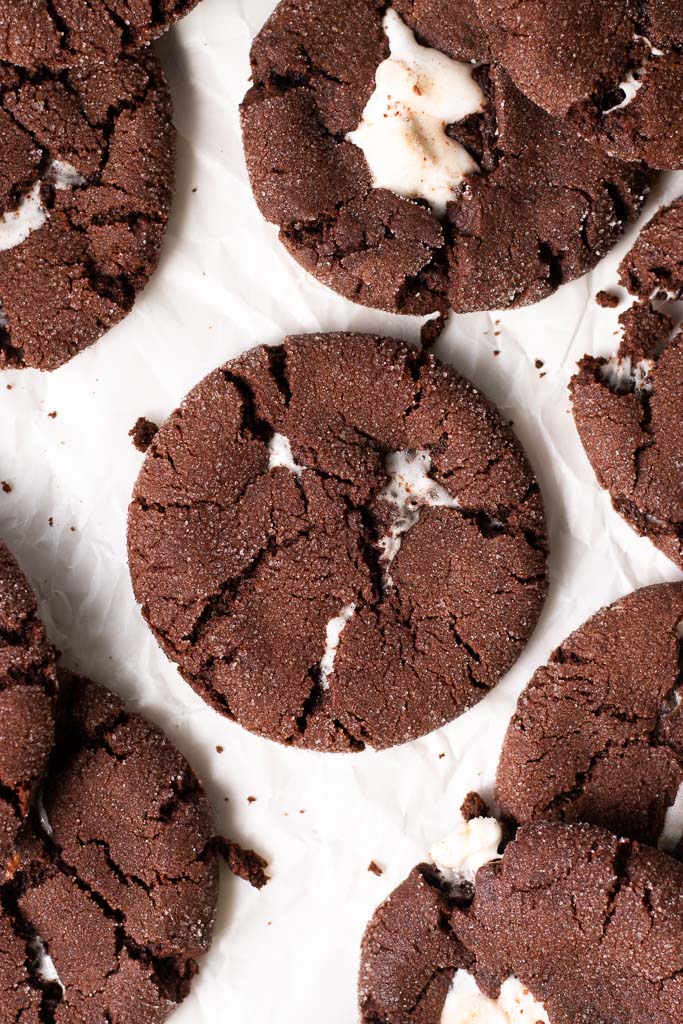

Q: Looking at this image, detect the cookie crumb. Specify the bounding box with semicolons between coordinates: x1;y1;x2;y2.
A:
596;290;620;308
1;481;12;494
534;359;544;369
493;349;500;357
461;791;490;821
218;839;269;889
438;752;445;759
48;411;57;419
48;517;54;527
129;416;159;453
368;860;383;876
216;745;224;754
420;312;448;349
247;796;257;804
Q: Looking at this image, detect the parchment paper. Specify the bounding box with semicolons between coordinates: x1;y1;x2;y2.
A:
0;2;681;1020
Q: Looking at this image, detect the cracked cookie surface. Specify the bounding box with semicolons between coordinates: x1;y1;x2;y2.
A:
570;284;682;568
495;583;683;849
619;196;683;299
241;0;650;316
0;543;57;877
0;49;174;370
128;332;549;752
0;672;219;1024
475;0;683;169
360;821;683;1023
0;0;202;70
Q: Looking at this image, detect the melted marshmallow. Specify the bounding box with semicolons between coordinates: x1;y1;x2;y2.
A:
601;354;652;393
268;433;305;475
441;971;550;1024
30;936;64;991
659;780;683;854
348;8;485;216
320;604;356;688
605;36;665;112
379;449;459;585
430;814;503;886
0;182;47;251
0;160;84;252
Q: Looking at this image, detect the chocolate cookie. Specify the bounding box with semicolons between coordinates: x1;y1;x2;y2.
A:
128;333;548;752
570;292;682;568
0;50;174;370
241;0;650;316
0;543;57;876
360;821;683;1023
0;672;220;1024
619;195;683;298
0;0;202;70
496;583;683;851
475;0;683;169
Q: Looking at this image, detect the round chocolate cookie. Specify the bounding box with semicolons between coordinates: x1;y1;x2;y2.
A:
496;583;683;851
128;333;548;752
570;293;682;568
360;821;683;1023
241;0;650;316
475;0;683;169
0;672;220;1024
0;50;174;371
0;0;202;70
0;543;57;877
619;195;683;299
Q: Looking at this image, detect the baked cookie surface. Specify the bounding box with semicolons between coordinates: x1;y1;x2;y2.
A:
475;0;683;168
496;583;683;852
0;0;202;70
241;0;650;316
128;332;548;752
0;672;219;1024
0;543;57;876
360;821;683;1023
0;50;175;370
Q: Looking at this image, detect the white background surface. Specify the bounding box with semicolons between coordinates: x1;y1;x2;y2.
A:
0;2;681;1020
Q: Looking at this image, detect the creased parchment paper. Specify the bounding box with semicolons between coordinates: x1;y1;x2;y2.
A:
0;2;680;1021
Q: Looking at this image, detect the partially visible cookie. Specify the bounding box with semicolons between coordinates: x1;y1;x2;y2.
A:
475;0;683;169
0;50;175;370
496;583;683;850
619;196;683;298
5;672;220;1024
241;0;650;316
0;0;202;70
0;543;57;877
360;820;683;1023
128;332;549;752
570;295;682;568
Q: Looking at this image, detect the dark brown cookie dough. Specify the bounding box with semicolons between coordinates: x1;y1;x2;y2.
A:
496;583;683;848
570;298;682;568
0;50;174;371
128;333;549;752
130;416;159;453
360;821;683;1024
475;0;683;169
619;195;683;298
241;0;650;316
0;543;57;877
0;0;202;70
0;672;220;1024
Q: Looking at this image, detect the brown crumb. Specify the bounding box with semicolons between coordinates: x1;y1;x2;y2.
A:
129;416;159;453
48;411;57;419
69;526;76;533
6;384;11;390
247;796;257;804
438;752;445;759
218;839;269;889
596;289;620;308
299;809;305;814
420;312;448;349
1;481;12;494
368;861;383;877
534;359;544;369
216;745;224;754
493;349;500;357
461;791;490;821
48;517;54;527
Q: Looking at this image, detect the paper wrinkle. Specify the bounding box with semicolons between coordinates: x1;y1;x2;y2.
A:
0;2;679;1022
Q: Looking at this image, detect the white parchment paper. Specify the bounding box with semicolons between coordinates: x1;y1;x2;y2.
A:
0;2;681;1020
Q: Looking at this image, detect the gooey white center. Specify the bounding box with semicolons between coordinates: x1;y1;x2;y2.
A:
429;813;503;886
347;8;485;216
0;160;84;252
442;971;550;1024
